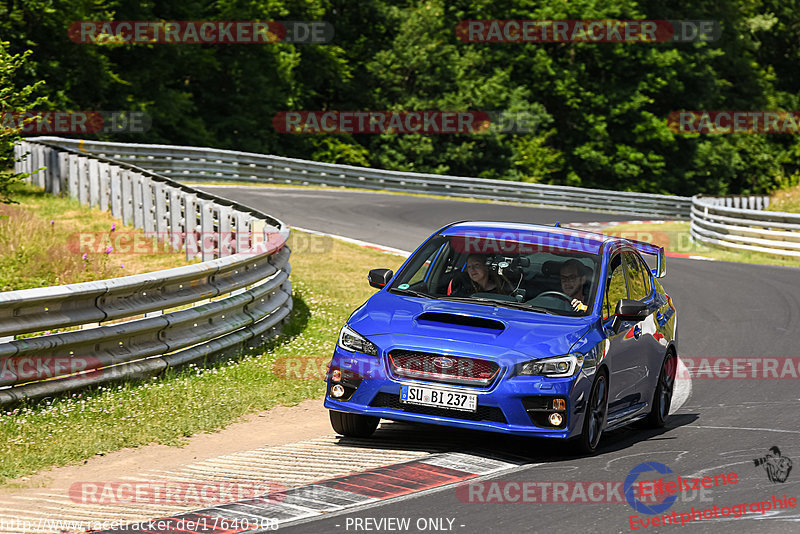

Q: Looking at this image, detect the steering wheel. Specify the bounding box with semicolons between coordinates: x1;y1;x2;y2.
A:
536;291;574;303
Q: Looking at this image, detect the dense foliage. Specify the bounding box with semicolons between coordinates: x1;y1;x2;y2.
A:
2;0;800;196
0;40;45;202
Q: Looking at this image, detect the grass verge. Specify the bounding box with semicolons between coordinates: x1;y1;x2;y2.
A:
0;231;404;485
0;183;191;291
768;183;800;214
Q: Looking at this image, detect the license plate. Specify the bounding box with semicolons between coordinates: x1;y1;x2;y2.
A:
400;385;478;412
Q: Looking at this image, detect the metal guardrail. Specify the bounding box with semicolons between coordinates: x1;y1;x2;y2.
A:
697;195;770;210
690;195;800;257
0;139;293;406
28;137;693;218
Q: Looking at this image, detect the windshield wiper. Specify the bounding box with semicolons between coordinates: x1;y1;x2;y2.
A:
438;296;558;314
389;287;436;299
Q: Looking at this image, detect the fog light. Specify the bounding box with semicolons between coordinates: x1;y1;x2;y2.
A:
332;369;342;382
331;384;345;398
552;398;566;411
548;413;563;426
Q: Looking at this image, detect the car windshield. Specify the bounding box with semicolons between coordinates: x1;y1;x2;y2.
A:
389;232;601;316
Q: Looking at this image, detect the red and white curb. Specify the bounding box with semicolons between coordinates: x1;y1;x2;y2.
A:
89;453;521;533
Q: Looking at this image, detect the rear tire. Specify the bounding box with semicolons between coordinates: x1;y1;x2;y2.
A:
572;371;608;455
329;410;380;438
644;351;676;428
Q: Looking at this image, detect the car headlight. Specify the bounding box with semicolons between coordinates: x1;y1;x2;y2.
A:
517;353;584;378
338;325;378;356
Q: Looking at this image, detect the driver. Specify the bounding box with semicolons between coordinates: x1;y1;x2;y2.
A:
560;259;588;312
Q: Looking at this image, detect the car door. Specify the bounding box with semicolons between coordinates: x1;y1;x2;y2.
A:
625;251;667;406
618;250;658;405
603;250;650;413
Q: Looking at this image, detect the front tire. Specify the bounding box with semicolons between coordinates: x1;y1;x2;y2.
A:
644;351;676;428
329;410;379;438
572;371;608;455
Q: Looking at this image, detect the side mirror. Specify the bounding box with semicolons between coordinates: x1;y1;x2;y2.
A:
368;268;393;289
616;298;648;318
610;298;648;333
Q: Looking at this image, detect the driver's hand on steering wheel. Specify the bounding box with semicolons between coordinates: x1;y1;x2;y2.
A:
571;298;588;312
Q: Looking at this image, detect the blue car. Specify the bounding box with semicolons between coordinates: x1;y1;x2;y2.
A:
325;222;678;454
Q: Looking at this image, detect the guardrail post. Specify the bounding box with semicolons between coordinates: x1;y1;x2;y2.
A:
132;173;144;229
33;144;44;188
78;156;90;205
40;146;53;193
121;170;133;225
183;193;199;260
218;205;233;256
88;158;100;207
98;162;110;212
142;178;155;233
200;199;215;261
167;187;183;251
235;212;250;253
67;154;79;199
18;140;28;176
154;182;168;236
28;143;37;186
110;166;122;219
57;152;68;195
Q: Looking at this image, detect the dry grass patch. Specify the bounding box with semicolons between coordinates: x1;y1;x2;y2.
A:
768;184;800;214
0;184;191;291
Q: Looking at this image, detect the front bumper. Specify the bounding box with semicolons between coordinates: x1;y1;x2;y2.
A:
323;347;596;439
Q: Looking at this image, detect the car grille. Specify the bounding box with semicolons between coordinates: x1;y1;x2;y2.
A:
388;350;500;387
370;392;507;424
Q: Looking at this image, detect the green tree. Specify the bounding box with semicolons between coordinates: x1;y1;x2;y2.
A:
0;40;46;203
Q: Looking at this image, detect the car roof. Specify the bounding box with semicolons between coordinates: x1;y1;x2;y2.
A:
440;221;616;255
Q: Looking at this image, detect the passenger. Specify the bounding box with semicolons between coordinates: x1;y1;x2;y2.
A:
464;254;511;295
560;259;588;311
446;254;511;296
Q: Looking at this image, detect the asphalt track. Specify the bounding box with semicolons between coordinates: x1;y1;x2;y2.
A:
201;186;800;534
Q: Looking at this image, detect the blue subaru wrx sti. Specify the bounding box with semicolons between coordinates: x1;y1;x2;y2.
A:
324;222;678;454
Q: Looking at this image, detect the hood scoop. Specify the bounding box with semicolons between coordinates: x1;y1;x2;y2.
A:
415;312;505;333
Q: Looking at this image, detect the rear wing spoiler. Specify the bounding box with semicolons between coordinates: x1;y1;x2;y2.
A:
625;238;667;278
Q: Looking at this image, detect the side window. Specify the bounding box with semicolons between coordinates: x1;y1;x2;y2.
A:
604;254;628;319
623;251;648;301
409;244;443;286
